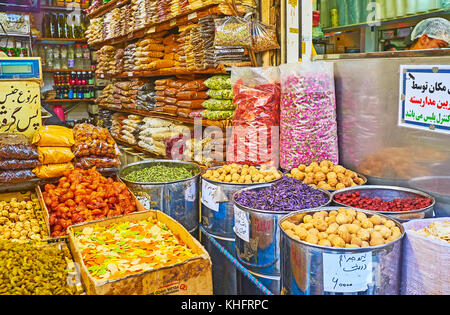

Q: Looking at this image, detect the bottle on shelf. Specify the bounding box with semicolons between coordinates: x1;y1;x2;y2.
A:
43;13;52;38
67;44;75;69
67;15;74;39
53;45;61;69
38;45;47;69
58;14;66;38
51;14;59;38
82;44;91;69
74;44;83;68
60;45;68;70
46;45;54;69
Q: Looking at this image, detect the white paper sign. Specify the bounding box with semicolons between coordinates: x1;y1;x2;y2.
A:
323;252;373;293
233;205;249;242
399;65;450;135
201;180;219;212
185;182;196;202
188;12;197;20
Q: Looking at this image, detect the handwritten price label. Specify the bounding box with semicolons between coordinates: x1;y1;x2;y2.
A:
185;182;196;202
188;12;197;20
233;205;249;242
201;180;219;212
323;252;373;293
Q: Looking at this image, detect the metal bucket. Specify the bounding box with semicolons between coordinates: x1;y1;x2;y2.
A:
409;176;450;217
200;227;237;295
201;167;281;239
120;160;201;233
331;185;436;222
231;184;332;277
237;269;280;295
279;207;405;295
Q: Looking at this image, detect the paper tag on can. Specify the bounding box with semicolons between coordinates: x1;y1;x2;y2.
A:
128;72;133;77
185;182;196;202
201;180;219;212
234;205;249;242
323;252;373;293
148;26;156;33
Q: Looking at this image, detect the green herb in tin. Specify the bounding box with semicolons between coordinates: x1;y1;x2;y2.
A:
124;164;194;183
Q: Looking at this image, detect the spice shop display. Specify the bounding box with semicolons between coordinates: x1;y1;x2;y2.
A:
72;123;121;169
250;19;280;53
0;241;81;295
0;192;48;242
287;160;366;191
227;67;280;167
0;133;39;183
202;75;235;121
214;15;252;47
279;62;338;171
32;125;75;179
42;167;137;237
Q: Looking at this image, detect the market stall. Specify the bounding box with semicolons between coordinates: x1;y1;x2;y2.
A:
0;0;448;297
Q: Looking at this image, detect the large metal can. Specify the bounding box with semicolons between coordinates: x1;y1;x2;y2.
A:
279;207;405;295
120;160;201;234
200;167;281;239
232;184;332;278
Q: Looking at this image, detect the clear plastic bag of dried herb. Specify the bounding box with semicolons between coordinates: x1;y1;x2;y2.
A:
251;19;280;53
214;16;252;47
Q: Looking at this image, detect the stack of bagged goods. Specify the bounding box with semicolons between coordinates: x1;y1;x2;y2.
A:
0;133;39;183
72;123;121;169
183;136;213;167
120;115;143;145
175;77;209;118
114;49;125;75
202;75;235;121
185;24;197;71
136;79;157;111
110;112;127;139
203;126;227;162
98;108;114;130
180;0;190;12
86;17;104;46
31;126;75;179
119;5;133;38
215;46;251;68
136;117;174;156
103;8;122;40
124;43;137;72
145;0;158;25
160;33;181;73
96;82;120;110
134;35;165;71
199;17;216;70
157;0;171;22
154;77;179;116
170;0;180;17
177;24;197;70
131;0;147;31
96;45;119;78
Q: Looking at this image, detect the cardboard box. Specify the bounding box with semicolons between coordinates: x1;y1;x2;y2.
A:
67;208;213;295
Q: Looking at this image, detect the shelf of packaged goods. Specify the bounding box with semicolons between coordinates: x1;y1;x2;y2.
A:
40;5;89;12
98;105;232;130
88;3;247;50
36;38;88;44
43;68;93;72
97;67;227;79
323;9;447;34
44;98;96;103
86;0;131;19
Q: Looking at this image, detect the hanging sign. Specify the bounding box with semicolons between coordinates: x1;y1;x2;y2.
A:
398;65;450;135
0;80;41;138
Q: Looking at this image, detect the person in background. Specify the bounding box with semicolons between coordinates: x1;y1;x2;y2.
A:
384;43;398;51
409;17;450;50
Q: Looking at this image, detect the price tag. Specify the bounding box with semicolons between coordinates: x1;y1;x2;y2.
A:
188;12;197;20
170;19;177;27
128;72;133;77
185;182;196;202
148;26;156;33
201;180;219;212
100;74;104;78
234;205;249;242
323;252;373;293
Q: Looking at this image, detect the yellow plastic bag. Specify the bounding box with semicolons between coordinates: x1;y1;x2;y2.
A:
32;126;75;147
38;147;75;164
32;163;74;178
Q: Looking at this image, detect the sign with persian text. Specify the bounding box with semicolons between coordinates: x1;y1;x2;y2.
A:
399;65;450;135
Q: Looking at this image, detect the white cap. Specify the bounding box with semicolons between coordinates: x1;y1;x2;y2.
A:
411;18;450;44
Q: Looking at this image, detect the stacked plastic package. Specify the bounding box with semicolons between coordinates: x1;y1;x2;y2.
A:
72;123;121;169
134;36;165;71
96;46;120;77
32;126;75;179
202;75;235;121
0;133;39;183
110;113;127;139
131;0;148;31
124;43;137;72
136;80;157;111
120;115;143;145
85;17;103;46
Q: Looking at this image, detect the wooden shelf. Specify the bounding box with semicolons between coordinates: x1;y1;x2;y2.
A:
44;98;96;103
98;105;232;130
36;38;88;43
89;4;247;50
44;68;93;72
97;67;227;79
86;0;131;19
